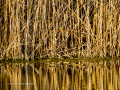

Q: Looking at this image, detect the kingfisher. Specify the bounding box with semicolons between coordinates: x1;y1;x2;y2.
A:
59;26;65;32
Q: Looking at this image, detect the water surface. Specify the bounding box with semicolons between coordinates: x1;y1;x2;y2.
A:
0;59;120;90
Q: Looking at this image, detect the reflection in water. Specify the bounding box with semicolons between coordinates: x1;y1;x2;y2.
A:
0;60;120;90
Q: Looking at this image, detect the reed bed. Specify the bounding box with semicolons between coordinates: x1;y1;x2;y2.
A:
0;0;119;60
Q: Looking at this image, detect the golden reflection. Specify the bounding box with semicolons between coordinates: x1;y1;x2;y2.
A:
0;60;120;90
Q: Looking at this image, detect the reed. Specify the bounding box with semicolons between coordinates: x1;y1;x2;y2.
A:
0;0;119;60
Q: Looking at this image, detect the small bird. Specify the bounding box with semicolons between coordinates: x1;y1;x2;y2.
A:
59;26;65;32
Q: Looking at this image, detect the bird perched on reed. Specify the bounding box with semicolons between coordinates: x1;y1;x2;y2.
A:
59;26;65;32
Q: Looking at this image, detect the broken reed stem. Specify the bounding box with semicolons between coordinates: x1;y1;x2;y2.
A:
0;0;119;60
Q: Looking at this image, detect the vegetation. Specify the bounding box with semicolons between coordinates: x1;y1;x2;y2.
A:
0;0;119;60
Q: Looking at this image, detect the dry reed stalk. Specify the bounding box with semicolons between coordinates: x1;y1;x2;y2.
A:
0;1;1;58
71;0;74;56
32;22;35;60
99;0;103;57
4;0;7;46
16;0;21;59
118;15;120;57
25;0;29;60
77;0;80;58
103;2;106;57
80;0;83;57
48;0;51;54
10;0;14;59
110;0;112;58
3;0;8;59
64;5;67;57
85;0;91;57
95;0;98;57
72;0;75;56
39;0;42;58
52;0;55;57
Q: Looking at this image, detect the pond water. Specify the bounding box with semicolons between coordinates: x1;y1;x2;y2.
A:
0;59;120;90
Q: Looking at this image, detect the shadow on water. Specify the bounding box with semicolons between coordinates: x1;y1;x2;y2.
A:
0;59;120;90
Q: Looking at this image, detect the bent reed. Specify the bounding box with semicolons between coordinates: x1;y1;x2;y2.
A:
0;0;119;60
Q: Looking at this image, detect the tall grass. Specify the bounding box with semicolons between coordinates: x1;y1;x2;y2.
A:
0;0;119;60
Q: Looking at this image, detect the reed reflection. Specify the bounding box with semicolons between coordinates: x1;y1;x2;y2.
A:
0;60;120;90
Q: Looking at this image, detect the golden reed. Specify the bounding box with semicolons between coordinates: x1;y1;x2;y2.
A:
0;0;119;60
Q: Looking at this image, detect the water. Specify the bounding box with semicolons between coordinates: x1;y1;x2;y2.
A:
0;59;120;90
